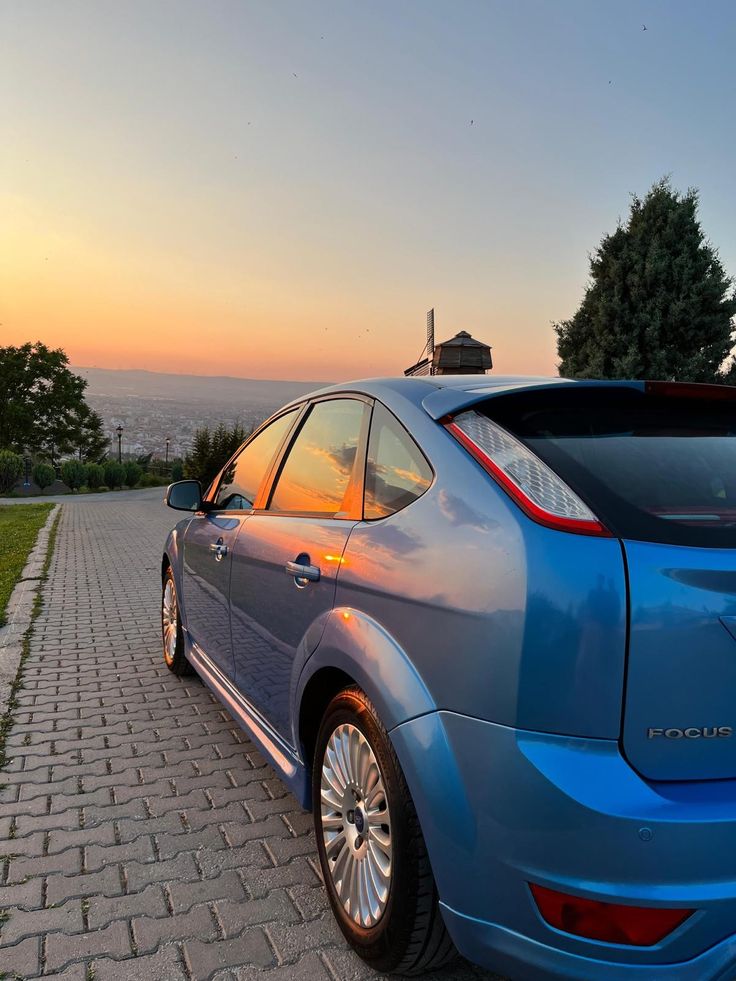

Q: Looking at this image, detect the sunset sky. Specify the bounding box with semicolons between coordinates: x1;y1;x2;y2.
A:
3;0;736;382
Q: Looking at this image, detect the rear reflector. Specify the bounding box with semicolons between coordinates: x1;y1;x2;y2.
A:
447;412;610;537
530;883;694;946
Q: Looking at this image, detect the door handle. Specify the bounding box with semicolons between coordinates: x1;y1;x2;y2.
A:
285;560;320;585
209;540;228;561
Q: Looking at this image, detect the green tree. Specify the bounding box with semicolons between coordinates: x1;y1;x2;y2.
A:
61;459;87;492
32;463;56;491
71;406;109;463
123;461;142;487
555;179;736;382
0;342;88;460
183;423;248;487
0;450;23;493
104;461;125;489
183;427;212;484
85;463;104;489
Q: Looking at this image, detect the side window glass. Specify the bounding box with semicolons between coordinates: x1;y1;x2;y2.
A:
215;409;298;510
269;399;365;514
364;403;432;519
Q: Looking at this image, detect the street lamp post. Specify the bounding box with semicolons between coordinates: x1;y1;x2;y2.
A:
165;437;170;465
116;424;123;464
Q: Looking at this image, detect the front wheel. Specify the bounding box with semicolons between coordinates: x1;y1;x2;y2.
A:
161;567;192;676
313;687;456;976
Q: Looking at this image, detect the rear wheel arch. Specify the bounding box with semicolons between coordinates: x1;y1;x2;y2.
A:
294;608;437;757
298;666;357;779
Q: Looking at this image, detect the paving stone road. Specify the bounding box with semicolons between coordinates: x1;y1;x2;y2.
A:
0;494;501;980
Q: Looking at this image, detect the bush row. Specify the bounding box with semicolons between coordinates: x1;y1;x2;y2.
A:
0;449;173;494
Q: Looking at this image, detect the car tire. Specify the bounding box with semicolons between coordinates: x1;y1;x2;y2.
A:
161;567;193;676
313;686;456;976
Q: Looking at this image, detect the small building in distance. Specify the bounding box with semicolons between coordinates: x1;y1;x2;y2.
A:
404;310;493;377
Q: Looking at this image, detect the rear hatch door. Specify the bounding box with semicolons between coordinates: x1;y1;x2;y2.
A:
623;540;736;780
476;381;736;781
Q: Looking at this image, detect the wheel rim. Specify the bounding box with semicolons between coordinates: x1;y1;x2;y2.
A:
320;722;392;928
162;578;178;665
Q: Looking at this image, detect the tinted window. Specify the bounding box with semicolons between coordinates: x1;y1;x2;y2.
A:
269;399;365;514
364;403;432;519
487;388;736;547
215;409;298;510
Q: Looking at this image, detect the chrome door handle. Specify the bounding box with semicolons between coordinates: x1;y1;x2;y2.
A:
285;560;320;585
209;541;228;561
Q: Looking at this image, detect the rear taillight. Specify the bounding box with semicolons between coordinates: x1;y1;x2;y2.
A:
447;411;610;537
530;883;694;946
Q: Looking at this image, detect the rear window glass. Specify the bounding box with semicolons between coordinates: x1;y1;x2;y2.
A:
364;403;432;519
485;387;736;547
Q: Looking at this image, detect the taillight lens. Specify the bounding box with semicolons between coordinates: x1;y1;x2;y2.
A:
447;411;610;537
530;884;693;946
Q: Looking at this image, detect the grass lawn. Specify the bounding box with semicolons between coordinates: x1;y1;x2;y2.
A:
0;503;54;626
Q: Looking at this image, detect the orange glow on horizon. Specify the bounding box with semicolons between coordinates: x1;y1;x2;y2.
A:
1;189;559;381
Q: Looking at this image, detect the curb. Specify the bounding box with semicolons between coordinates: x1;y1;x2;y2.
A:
0;503;61;715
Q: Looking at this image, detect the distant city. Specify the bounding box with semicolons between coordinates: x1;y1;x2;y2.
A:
75;367;327;460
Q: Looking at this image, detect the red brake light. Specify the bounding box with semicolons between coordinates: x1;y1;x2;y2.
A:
530;883;693;946
645;380;736;401
446;412;611;538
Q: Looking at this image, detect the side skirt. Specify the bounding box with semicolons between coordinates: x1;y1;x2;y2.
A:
185;634;311;808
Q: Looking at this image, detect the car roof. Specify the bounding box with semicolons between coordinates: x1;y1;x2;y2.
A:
290;374;649;420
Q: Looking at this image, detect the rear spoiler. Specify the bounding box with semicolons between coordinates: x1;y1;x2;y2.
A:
421;379;646;421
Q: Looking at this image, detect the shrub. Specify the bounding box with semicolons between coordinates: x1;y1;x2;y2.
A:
86;462;104;489
0;450;23;493
171;460;184;482
61;459;87;492
97;485;110;493
104;461;126;489
32;462;56;491
140;473;168;488
124;461;142;488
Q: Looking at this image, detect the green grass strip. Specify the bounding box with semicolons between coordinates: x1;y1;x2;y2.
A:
0;507;61;773
0;503;54;627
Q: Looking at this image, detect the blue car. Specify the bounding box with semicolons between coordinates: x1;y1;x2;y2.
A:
162;375;736;980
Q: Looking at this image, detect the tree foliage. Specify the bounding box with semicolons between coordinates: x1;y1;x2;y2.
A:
184;422;249;487
0;342;109;461
85;463;105;489
0;451;23;493
32;463;56;491
124;461;142;487
61;459;86;491
72;406;109;463
555;179;736;382
104;461;126;489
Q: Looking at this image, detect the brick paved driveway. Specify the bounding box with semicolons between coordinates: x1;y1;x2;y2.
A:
0;494;501;980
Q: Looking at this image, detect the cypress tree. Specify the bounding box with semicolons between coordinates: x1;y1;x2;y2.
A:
555;179;736;382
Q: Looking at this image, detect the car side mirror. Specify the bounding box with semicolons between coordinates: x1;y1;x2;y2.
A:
165;479;204;512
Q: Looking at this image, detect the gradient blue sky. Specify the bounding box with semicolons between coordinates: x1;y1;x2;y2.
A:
3;0;735;380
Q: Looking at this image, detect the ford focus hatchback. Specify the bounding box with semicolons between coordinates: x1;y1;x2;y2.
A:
162;376;736;980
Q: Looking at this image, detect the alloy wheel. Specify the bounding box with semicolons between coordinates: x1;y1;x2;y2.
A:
162;578;178;666
319;723;392;928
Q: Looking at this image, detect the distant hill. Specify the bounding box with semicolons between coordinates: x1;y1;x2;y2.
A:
74;367;328;407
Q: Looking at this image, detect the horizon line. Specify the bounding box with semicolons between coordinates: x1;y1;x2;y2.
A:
72;364;335;385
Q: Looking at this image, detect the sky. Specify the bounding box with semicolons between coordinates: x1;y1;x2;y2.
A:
2;0;736;382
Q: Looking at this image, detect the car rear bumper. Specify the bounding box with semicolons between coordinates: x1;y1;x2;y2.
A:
440;906;736;981
390;711;736;981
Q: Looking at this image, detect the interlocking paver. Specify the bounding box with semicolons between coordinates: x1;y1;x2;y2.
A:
0;899;84;946
0;497;497;980
45;919;131;971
